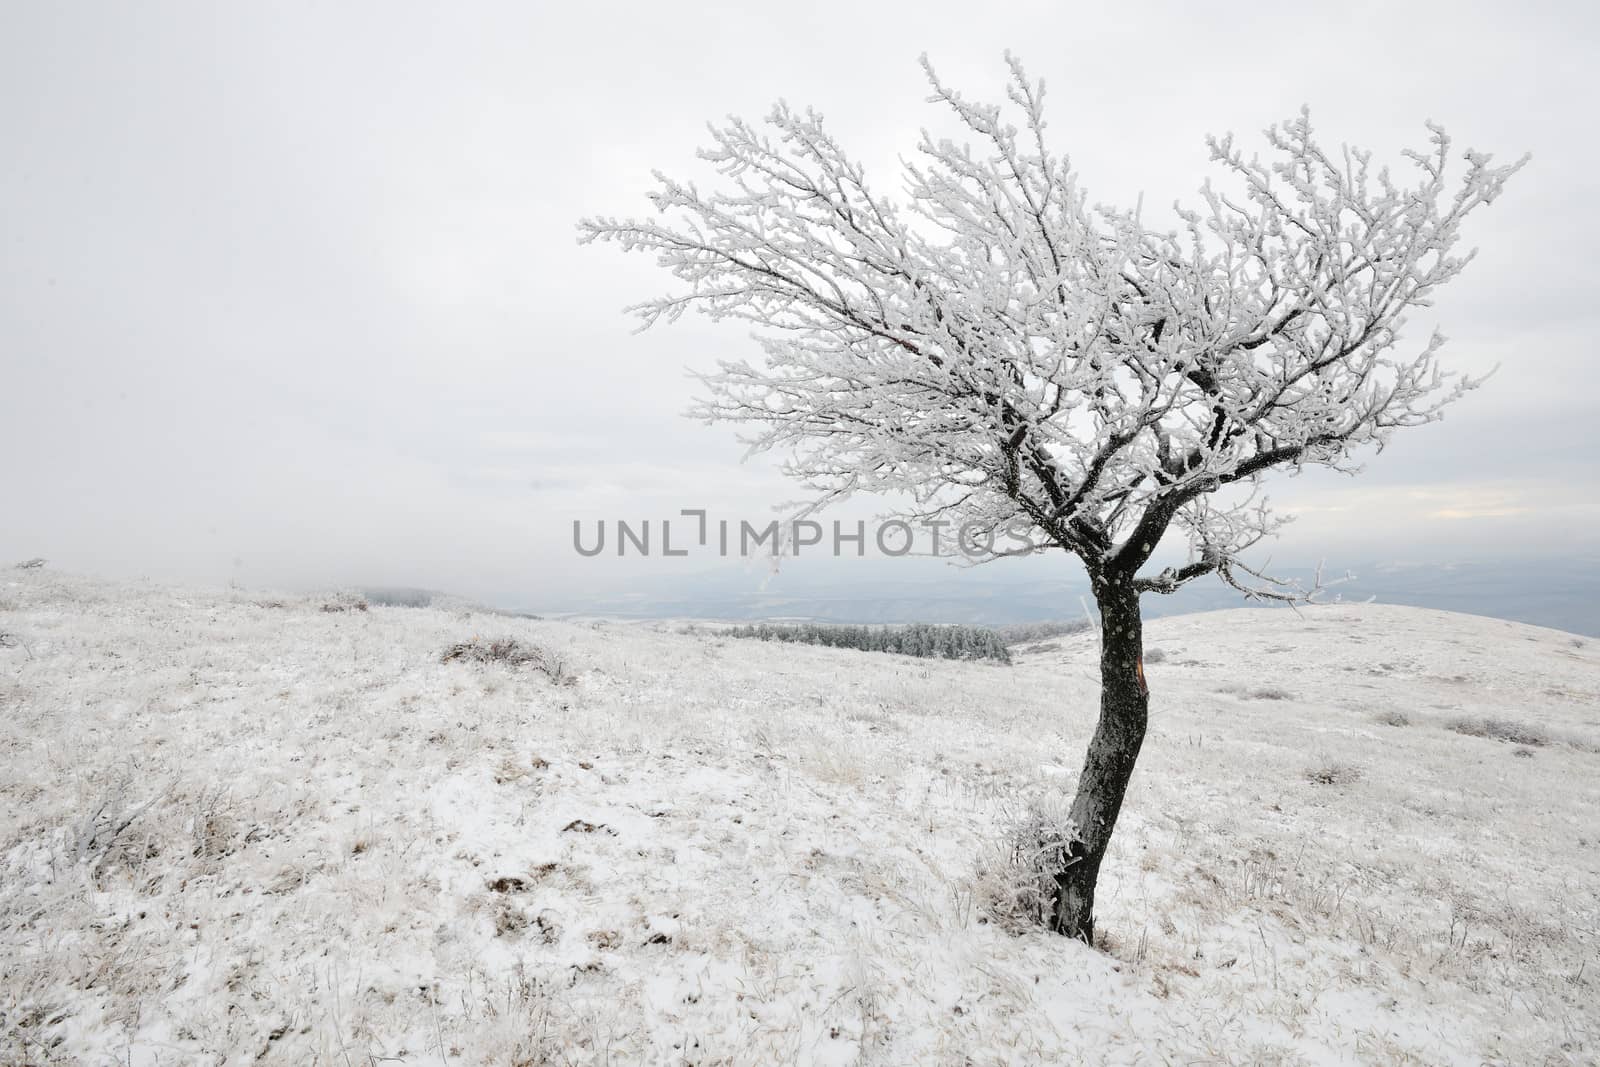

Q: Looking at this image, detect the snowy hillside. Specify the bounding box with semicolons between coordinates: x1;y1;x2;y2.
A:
2;569;1597;1065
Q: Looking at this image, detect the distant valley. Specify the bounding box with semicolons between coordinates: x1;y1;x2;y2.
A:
517;557;1600;636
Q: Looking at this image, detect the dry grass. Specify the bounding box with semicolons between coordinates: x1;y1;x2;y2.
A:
975;800;1076;933
1446;715;1549;747
441;637;572;684
319;591;369;613
1304;760;1363;786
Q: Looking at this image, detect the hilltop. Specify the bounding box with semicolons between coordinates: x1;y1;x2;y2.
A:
1;570;1596;1064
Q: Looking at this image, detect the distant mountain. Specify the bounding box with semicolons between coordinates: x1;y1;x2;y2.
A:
362;585;543;619
1147;558;1600;636
519;557;1600;636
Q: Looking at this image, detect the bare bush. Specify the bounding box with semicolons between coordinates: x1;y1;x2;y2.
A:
1247;687;1293;701
1143;648;1167;664
73;773;172;875
1305;761;1363;786
1373;709;1411;727
976;801;1077;933
442;637;573;684
320;592;369;613
1447;716;1549;747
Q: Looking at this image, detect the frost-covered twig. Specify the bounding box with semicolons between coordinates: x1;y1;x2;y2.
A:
581;60;1524;588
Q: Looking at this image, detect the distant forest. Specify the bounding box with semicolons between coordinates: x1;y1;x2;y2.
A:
990;619;1092;645
728;622;1013;664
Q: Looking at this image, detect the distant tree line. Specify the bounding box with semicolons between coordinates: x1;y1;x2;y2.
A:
729;622;1011;664
991;619;1093;646
361;587;439;608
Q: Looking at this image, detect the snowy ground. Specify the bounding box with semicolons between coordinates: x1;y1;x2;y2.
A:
1;569;1597;1065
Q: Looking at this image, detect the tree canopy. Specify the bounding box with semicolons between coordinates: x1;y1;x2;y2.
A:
580;55;1524;595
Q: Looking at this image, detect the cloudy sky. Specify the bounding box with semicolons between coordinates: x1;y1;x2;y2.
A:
2;1;1595;608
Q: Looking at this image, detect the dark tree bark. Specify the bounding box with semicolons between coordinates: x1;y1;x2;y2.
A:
1051;570;1149;942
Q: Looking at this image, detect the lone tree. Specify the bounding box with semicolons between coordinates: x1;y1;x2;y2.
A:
579;56;1523;941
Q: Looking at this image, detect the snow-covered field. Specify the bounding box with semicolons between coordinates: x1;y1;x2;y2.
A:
2;569;1597;1065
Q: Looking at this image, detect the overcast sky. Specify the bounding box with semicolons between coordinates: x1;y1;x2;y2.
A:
2;1;1595;607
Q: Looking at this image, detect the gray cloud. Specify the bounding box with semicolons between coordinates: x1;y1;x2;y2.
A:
2;1;1595;607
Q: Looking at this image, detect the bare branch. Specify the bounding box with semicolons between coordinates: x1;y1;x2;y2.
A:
580;57;1523;588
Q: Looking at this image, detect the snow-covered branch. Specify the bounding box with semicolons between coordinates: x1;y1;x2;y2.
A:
579;56;1525;587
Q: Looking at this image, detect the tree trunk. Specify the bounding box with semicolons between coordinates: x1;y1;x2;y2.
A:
1051;572;1149;942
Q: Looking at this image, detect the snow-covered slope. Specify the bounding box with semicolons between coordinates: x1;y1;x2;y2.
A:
2;570;1596;1065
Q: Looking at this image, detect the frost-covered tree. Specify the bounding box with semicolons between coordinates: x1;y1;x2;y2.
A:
579;57;1523;941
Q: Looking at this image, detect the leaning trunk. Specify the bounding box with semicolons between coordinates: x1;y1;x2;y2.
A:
1051;573;1149;942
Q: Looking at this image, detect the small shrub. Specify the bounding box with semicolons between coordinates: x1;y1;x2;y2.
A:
1247;687;1293;701
1513;747;1536;759
442;637;572;684
1305;761;1362;786
976;801;1076;933
1446;716;1549;747
14;557;46;570
320;592;369;613
493;902;530;938
1143;648;1167;664
1373;709;1411;727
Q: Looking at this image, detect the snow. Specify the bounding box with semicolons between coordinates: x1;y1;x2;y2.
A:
2;569;1596;1064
